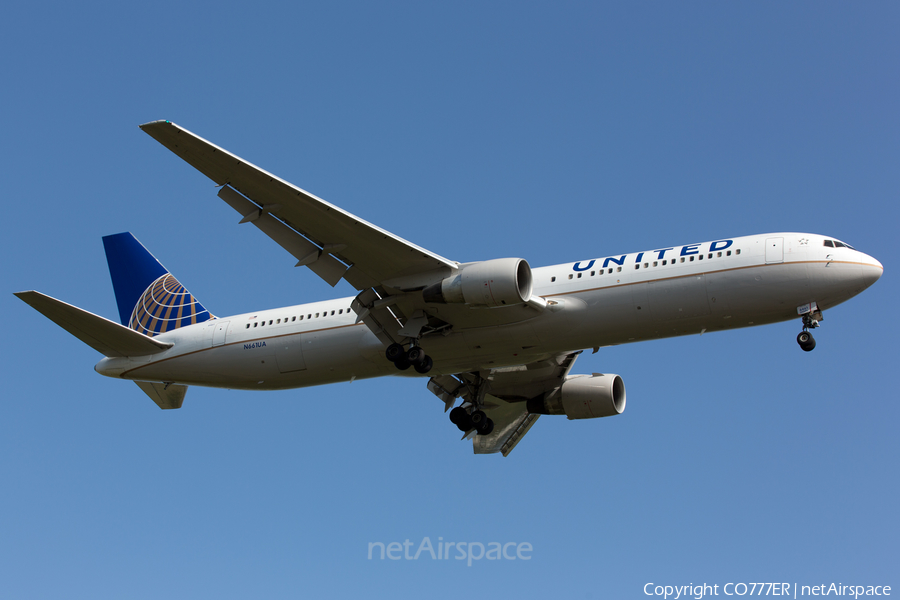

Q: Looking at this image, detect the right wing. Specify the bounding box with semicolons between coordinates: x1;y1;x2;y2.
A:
140;120;458;290
140;120;548;348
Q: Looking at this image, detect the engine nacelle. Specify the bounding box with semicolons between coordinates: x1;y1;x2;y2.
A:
527;374;626;420
422;258;533;308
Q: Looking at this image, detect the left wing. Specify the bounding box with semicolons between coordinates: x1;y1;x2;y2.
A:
428;352;583;456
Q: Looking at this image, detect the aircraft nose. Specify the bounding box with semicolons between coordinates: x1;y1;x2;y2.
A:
860;254;883;288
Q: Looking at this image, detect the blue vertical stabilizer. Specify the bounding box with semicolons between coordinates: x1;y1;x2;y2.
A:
102;233;212;336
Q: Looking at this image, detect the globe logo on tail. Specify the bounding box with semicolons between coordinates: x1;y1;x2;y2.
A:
128;274;212;336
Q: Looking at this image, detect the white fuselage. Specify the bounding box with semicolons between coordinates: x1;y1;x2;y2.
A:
95;233;883;390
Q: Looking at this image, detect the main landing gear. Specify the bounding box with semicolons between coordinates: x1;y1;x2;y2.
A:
385;342;433;374
448;406;494;436
796;311;821;352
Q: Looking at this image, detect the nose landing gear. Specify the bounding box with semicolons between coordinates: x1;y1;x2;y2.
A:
797;330;816;352
796;307;822;352
385;342;433;373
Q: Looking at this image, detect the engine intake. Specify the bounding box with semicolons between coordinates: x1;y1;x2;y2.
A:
422;258;533;308
527;374;626;419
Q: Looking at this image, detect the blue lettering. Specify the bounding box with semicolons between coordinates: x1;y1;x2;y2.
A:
654;248;674;259
634;252;644;263
602;255;626;268
243;341;267;349
709;239;733;252
573;260;595;272
680;244;700;256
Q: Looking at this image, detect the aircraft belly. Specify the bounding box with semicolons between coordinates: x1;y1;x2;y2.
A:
121;323;393;390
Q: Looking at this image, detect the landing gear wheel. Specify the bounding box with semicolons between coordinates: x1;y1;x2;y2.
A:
414;355;433;374
449;406;468;426
450;407;474;432
407;347;425;364
797;331;816;352
476;417;494;436
385;343;404;362
470;410;487;428
394;355;412;370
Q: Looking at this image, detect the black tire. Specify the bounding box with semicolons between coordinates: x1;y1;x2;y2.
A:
456;414;474;432
414;355;433;374
394;356;412;370
470;410;487;427
449;406;468;425
385;343;404;362
477;418;494;436
407;347;425;364
797;332;816;352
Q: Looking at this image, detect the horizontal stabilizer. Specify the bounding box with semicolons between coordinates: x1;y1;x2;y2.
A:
135;381;187;409
14;291;173;357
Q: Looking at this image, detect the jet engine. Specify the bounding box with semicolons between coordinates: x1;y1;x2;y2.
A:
527;374;626;420
422;258;533;308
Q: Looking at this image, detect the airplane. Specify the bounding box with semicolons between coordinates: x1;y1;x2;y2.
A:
15;120;884;456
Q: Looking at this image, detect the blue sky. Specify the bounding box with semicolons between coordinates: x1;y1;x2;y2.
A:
2;2;897;598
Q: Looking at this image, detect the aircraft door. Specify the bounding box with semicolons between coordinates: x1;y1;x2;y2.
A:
275;334;307;373
212;320;230;346
765;237;784;264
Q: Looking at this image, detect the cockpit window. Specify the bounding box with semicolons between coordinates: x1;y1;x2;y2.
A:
824;239;856;250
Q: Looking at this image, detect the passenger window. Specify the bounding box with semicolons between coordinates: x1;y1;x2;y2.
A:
653;261;658;267
568;274;573;280
644;263;649;268
698;255;703;260
246;323;250;329
708;253;713;259
269;320;273;325
717;252;722;258
277;319;281;324
338;309;343;315
726;250;732;256
292;316;296;322
315;313;319;318
254;322;258;328
616;267;622;272
551;276;556;282
680;257;685;263
635;265;640;270
577;272;582;278
590;271;595;276
736;249;741;255
690;256;695;261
